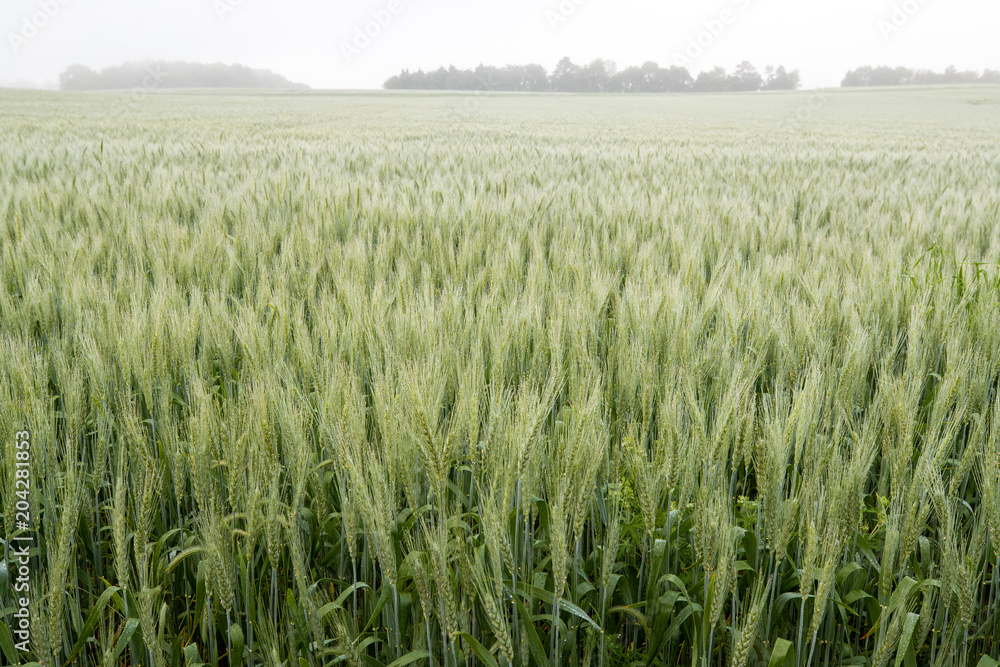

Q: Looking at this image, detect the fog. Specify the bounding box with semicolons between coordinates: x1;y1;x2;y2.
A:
2;0;998;90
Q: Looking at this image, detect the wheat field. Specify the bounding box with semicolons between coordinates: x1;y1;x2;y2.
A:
1;85;1000;667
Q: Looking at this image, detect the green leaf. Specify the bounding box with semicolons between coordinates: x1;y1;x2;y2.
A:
837;562;865;583
317;600;342;621
0;620;18;664
357;637;381;655
660;605;694;649
512;593;550;667
644;539;667;602
969;608;998;644
844;589;874;605
286;588;311;647
773;592;802;620
657;590;681;610
194;561;207;631
456;632;499;667
64;585;122;665
381;650;431;667
361;585;392;634
645;607;676;667
768;638;794;667
894;612;919;667
886;577;917;614
165;546;204;574
976;658;1000;667
334;581;371;608
601;573;622;614
183;642;205;667
609;605;648;634
855;532;880;572
229;622;245;666
511;581;602;631
110;619;140;666
643;602;694;667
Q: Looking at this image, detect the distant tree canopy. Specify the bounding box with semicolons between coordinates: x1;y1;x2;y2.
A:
841;66;1000;87
59;61;309;91
383;59;800;93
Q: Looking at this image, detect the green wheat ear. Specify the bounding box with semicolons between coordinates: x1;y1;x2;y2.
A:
1;86;999;666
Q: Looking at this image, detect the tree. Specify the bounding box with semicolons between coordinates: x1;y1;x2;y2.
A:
379;59;802;94
581;59;616;92
58;60;307;91
731;61;762;92
550;57;582;92
611;66;643;93
763;66;800;90
59;64;98;91
639;61;661;91
842;66;871;87
693;67;730;93
842;66;912;87
660;66;694;92
520;64;550;92
840;65;1000;88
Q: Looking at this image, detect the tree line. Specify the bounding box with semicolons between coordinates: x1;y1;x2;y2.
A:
842;66;1000;87
383;58;801;93
59;61;309;91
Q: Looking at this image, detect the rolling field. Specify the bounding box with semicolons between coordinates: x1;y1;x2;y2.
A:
1;85;1000;666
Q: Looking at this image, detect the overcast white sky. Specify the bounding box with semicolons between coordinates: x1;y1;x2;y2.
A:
1;0;998;90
